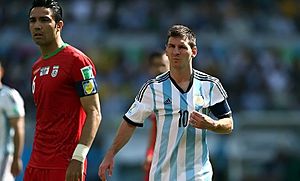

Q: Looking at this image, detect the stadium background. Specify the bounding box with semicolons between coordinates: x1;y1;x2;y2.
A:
1;0;300;180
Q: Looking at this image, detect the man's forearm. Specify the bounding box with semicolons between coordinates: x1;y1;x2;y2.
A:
79;110;101;147
211;117;233;134
109;120;136;156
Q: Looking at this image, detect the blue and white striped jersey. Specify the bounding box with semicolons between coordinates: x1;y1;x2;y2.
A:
125;69;231;181
0;85;25;163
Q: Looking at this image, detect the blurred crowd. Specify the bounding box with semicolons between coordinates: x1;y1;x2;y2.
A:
1;0;300;119
1;0;300;180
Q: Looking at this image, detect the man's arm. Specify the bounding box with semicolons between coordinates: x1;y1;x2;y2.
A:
98;120;136;181
210;116;233;134
189;111;233;134
66;93;101;181
9;116;25;176
78;93;102;147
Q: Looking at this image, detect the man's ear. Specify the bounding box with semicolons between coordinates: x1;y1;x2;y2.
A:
0;66;4;79
192;47;197;58
56;20;64;32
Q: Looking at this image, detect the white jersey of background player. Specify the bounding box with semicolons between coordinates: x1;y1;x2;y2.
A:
0;62;25;181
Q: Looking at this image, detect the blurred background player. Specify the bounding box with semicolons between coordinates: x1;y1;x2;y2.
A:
0;60;25;181
143;52;169;181
24;0;102;181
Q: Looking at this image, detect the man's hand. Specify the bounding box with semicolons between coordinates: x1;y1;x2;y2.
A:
98;152;114;181
11;157;22;177
189;111;216;130
65;159;84;181
143;153;152;172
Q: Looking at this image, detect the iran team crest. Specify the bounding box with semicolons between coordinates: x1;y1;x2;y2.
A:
51;65;59;77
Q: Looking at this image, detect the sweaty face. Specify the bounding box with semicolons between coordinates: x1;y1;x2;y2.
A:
29;7;60;46
165;37;197;69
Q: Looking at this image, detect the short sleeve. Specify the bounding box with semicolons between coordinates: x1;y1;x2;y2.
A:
4;89;25;118
209;78;228;106
124;83;153;127
72;54;98;97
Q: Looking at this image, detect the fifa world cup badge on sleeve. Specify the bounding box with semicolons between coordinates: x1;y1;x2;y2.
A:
82;79;97;95
128;102;138;115
80;66;94;80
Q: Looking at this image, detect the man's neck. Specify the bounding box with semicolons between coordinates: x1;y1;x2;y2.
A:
170;67;193;83
170;67;193;92
40;39;64;58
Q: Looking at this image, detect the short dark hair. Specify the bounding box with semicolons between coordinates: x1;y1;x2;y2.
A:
167;25;196;48
29;0;63;23
148;52;164;64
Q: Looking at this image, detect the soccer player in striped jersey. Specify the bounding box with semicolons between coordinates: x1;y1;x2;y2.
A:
25;0;102;181
0;61;25;181
99;24;233;181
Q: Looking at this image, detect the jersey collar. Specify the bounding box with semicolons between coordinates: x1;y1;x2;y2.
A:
169;70;194;94
43;43;68;59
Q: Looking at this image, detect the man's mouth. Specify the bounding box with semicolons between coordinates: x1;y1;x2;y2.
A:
34;33;43;37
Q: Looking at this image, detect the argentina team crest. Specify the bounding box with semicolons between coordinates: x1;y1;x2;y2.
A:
194;95;204;111
51;65;59;77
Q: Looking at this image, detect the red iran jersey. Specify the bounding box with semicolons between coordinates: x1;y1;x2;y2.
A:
29;44;97;169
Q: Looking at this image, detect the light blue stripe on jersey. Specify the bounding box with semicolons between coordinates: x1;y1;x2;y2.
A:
185;91;196;181
169;94;186;181
203;82;211;178
209;82;214;106
155;79;172;181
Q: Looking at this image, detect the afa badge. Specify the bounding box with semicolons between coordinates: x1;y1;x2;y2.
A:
80;66;94;80
82;79;97;95
194;95;204;111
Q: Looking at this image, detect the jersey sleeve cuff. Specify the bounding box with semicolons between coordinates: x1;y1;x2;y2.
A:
123;115;143;127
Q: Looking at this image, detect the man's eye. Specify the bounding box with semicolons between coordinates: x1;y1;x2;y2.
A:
40;18;51;22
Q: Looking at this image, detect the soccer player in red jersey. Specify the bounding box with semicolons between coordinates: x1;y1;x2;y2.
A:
24;0;102;181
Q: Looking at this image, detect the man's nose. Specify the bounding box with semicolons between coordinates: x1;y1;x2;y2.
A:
33;22;42;30
173;47;180;54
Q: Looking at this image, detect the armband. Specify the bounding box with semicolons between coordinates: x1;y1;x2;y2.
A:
72;144;90;162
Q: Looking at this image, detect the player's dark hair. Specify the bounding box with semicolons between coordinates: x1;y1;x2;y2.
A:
148;52;164;65
29;0;63;23
167;25;196;48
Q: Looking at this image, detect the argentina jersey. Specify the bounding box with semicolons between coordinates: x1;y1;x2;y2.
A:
0;85;25;164
124;69;229;181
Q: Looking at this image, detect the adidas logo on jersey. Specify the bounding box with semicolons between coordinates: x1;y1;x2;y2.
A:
164;98;172;104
